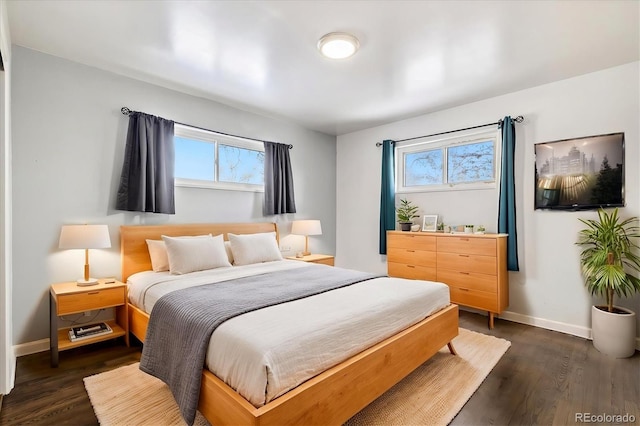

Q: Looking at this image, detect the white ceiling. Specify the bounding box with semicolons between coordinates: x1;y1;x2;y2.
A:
7;1;640;136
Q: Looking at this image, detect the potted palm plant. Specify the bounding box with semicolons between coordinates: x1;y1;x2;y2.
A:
396;198;419;232
576;208;640;358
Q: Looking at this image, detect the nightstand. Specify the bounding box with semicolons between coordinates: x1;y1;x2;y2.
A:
49;279;129;367
286;254;335;266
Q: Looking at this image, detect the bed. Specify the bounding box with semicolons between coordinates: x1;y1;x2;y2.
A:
121;222;459;426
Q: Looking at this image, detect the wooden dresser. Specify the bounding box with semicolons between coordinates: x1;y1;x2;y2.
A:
387;231;508;328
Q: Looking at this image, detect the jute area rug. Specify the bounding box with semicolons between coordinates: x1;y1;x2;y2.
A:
84;328;510;426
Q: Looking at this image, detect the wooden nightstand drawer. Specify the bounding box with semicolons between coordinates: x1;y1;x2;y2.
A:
57;287;125;315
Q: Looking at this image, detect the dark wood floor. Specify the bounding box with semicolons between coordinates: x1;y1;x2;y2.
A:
1;311;638;425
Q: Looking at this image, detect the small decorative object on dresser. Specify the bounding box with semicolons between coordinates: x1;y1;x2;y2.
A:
422;215;438;232
476;225;486;234
464;225;474;234
49;279;129;367
396;198;419;231
286;254;334;266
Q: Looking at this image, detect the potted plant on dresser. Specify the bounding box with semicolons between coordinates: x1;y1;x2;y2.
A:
577;208;640;358
396;198;419;232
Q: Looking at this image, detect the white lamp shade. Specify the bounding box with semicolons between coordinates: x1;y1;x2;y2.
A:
291;220;322;236
59;225;111;249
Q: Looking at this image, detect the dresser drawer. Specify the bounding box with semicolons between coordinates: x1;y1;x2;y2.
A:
388;262;436;281
437;252;497;275
57;287;125;315
388;233;436;251
449;286;498;312
437;236;496;256
437;269;497;293
388;248;436;268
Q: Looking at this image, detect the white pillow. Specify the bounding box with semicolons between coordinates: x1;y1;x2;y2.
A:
228;232;283;266
162;234;231;274
146;239;170;272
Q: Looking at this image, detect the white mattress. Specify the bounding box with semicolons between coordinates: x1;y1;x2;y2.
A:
128;260;450;407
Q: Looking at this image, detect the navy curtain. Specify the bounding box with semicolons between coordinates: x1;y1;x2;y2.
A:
116;111;175;214
379;140;396;254
263;142;296;215
498;116;519;271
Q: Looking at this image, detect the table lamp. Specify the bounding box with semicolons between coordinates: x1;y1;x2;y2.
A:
291;220;322;256
59;224;111;286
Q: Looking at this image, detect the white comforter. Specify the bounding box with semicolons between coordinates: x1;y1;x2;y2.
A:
128;260;450;407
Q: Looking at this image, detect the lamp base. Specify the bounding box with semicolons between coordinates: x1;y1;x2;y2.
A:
77;278;99;287
302;251;311;256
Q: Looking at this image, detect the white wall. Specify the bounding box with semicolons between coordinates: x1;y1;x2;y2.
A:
0;0;15;394
337;62;640;340
11;46;336;346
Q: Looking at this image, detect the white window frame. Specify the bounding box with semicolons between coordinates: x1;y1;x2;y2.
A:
174;124;265;192
396;129;501;193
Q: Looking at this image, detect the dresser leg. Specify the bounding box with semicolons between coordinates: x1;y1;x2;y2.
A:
447;342;458;355
488;312;495;329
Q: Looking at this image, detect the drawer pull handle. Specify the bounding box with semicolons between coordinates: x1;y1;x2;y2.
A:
406;250;415;253
407;265;415;268
459;254;469;258
460;288;470;291
87;291;100;295
459;238;469;241
459;272;470;275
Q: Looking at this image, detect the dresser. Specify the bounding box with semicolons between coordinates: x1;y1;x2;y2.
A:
387;231;508;328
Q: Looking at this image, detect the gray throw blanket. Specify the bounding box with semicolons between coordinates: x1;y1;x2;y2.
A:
139;264;380;425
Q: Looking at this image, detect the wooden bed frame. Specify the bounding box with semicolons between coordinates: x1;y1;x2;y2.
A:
121;222;459;426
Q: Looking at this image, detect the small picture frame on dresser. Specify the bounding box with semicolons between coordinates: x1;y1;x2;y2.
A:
422;215;438;232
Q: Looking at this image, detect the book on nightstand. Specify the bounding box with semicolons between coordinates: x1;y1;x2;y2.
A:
68;322;112;341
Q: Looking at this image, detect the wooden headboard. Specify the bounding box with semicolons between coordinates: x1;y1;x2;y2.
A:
120;222;278;282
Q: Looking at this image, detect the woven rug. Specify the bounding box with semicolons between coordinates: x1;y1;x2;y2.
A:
84;328;510;426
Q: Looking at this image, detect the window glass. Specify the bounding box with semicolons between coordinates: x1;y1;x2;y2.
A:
219;144;264;185
174;124;264;191
174;136;215;181
396;130;498;193
447;140;494;183
404;149;443;186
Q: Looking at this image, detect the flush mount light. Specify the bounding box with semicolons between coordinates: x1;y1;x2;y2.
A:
317;32;360;59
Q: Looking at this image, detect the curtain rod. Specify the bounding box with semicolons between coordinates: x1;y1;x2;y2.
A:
375;115;524;147
121;107;293;149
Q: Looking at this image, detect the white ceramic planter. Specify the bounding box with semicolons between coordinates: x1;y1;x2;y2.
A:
591;305;637;358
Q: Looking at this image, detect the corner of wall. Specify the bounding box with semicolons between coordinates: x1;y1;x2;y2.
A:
0;0;16;395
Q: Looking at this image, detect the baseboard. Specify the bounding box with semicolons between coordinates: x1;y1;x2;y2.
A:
499;310;640;351
13;338;49;357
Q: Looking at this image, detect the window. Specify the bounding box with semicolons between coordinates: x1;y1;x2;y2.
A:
396;130;499;193
174;124;264;191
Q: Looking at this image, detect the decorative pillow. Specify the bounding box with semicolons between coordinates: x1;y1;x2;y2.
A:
162;234;231;274
228;232;283;266
146;239;170;272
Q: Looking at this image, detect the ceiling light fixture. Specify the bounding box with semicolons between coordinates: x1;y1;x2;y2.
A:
317;32;360;59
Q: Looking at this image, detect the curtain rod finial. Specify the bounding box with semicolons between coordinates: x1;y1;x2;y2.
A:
121;107;131;116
